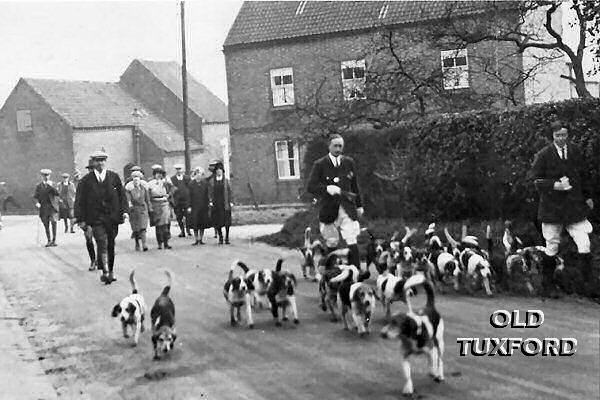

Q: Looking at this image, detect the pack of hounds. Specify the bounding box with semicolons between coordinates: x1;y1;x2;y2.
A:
110;222;562;396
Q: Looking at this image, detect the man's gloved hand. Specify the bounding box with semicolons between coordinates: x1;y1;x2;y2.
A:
326;185;341;196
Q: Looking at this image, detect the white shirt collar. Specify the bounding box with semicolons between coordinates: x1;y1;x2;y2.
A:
329;153;341;166
94;169;107;182
554;143;567;158
216;176;223;181
176;174;183;180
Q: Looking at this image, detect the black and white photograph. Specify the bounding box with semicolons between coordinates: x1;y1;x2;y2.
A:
0;0;599;399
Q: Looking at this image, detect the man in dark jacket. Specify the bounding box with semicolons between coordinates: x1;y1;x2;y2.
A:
307;134;364;269
74;150;128;284
170;164;192;237
529;120;594;297
34;169;60;247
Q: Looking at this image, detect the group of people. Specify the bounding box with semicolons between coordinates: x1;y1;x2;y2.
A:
32;150;234;285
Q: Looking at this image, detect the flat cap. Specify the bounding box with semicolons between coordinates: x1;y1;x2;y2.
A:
174;164;184;170
61;173;70;178
40;169;52;175
90;150;108;160
208;159;222;166
151;164;165;173
130;165;142;172
131;171;144;179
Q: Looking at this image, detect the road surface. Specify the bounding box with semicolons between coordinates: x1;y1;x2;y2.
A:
0;216;598;400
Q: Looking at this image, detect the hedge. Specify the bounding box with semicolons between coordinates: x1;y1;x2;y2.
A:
300;98;600;222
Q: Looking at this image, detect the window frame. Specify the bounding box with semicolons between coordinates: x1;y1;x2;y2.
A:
274;139;300;181
341;59;367;101
270;67;295;107
441;49;470;90
16;109;32;132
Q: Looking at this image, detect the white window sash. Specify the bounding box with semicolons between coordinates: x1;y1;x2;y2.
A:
271;68;295;106
441;49;469;90
275;140;300;180
341;60;366;100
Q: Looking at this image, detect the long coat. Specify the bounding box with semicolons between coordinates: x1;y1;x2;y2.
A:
34;181;60;219
189;179;211;229
170;174;191;208
208;177;232;227
147;178;172;226
125;181;152;232
74;170;127;226
307;154;363;224
529;143;592;224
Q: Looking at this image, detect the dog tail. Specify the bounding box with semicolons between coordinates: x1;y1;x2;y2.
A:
129;269;138;294
162;270;173;296
275;258;284;272
230;260;249;280
304;227;311;248
403;273;435;313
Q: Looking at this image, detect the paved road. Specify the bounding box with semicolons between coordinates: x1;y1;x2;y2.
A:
0;217;598;400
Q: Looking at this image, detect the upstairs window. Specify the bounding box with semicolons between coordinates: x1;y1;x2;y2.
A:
270;67;295;107
275;140;300;180
16;109;32;132
441;49;469;90
341;59;366;100
295;1;308;15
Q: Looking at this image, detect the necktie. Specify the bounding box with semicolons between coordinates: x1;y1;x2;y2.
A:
335;157;340;167
561;147;565;160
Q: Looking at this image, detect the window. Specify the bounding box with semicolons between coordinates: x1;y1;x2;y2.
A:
341;59;366;100
270;67;295;107
295;1;307;15
441;49;469;90
16;109;32;132
378;3;389;19
275;140;300;180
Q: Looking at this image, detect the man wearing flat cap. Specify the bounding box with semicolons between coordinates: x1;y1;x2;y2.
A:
34;169;60;247
170;164;192;237
57;173;76;233
529;120;595;298
74;150;128;284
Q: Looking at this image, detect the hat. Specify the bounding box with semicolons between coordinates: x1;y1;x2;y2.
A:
130;165;142;172
208;159;222;166
151;164;165;174
90;150;108;160
131;171;143;179
61;173;70;178
40;168;52;175
174;164;184;170
425;223;436;236
461;235;479;247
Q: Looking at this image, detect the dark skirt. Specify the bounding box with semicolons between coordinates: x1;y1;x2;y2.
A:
59;206;73;219
191;206;211;229
212;206;231;228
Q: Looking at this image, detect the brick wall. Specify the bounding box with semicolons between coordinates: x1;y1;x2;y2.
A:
120;61;204;145
0;80;74;209
225;24;524;204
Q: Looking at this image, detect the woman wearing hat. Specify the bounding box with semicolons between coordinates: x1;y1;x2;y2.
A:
34;169;60;247
208;163;233;245
57;173;76;234
147;165;173;249
188;167;211;245
125;170;152;251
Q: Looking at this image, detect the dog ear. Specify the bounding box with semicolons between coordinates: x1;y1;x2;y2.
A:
171;332;177;344
111;304;121;317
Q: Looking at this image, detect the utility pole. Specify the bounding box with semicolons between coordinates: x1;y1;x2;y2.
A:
180;0;191;173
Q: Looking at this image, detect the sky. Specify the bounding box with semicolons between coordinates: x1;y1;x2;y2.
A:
0;0;245;106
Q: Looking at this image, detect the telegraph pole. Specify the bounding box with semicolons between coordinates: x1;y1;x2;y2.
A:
180;0;191;173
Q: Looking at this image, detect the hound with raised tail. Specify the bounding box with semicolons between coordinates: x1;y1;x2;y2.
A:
299;227;325;281
267;259;299;327
338;281;376;336
150;270;176;360
111;269;146;346
245;267;273;309
376;251;414;322
380;274;445;396
223;260;254;328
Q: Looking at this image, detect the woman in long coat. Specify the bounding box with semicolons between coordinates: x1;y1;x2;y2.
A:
147;165;173;250
125;171;152;251
187;167;211;245
208;164;233;245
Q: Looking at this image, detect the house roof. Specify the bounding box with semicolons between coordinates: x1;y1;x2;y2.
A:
224;1;515;48
23;78;202;152
132;59;229;123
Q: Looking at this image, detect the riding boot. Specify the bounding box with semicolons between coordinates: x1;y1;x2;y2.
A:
225;226;230;244
540;253;558;299
50;221;57;246
135;237;140;251
43;221;52;246
64;219;68;233
217;227;224;245
178;219;186;237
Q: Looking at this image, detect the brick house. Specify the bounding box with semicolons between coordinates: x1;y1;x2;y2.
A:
0;59;228;210
223;1;525;205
